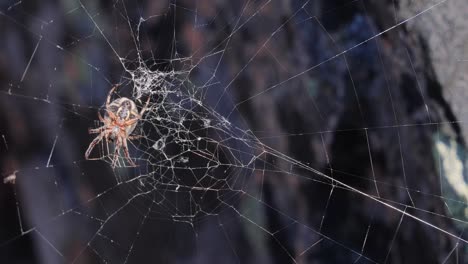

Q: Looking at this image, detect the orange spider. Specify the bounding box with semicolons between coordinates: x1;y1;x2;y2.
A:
85;85;150;167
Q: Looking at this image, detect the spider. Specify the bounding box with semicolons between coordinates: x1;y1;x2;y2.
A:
85;85;150;167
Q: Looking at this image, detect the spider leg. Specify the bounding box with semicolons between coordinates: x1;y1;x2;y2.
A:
85;133;105;160
122;138;137;167
106;109;118;120
128;134;143;140
111;137;121;168
106;85;119;107
89;126;106;134
98;111;105;122
122;118;139;127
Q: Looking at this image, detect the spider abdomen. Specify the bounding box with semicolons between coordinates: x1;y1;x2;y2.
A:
107;97;138;135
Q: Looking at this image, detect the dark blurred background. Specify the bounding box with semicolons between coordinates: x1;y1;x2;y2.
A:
1;0;468;263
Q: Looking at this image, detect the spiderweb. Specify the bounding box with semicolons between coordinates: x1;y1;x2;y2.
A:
0;0;467;263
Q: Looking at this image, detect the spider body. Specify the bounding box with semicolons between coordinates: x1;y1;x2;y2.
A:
85;86;149;167
107;98;138;141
